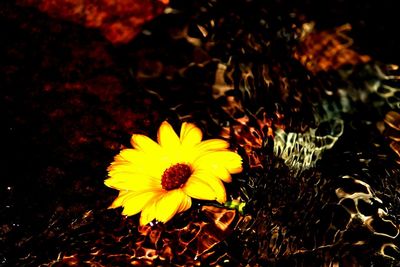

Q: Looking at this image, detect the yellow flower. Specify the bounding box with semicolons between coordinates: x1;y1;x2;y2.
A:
105;121;243;225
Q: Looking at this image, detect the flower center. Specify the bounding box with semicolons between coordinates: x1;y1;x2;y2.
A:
161;163;192;190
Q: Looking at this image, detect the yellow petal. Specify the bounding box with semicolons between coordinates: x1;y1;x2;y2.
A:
139;195;161;226
155;189;192;223
182;176;217;201
184;139;230;163
108;150;166;178
195;139;229;153
157;121;180;150
131;134;162;154
109;190;131;208
178;192;192;212
180;122;203;148
195;165;232;183
193;151;243;174
117;149;154;164
213;167;232;183
121;191;161;216
192;170;227;203
108;162;163;181
105;172;161;191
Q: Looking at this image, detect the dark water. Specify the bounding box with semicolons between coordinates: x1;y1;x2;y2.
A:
1;0;400;266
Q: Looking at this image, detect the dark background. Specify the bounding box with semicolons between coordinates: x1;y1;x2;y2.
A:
297;0;399;64
1;0;399;265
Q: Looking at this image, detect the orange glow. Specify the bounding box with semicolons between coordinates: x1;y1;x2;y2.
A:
294;23;371;74
17;0;169;44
